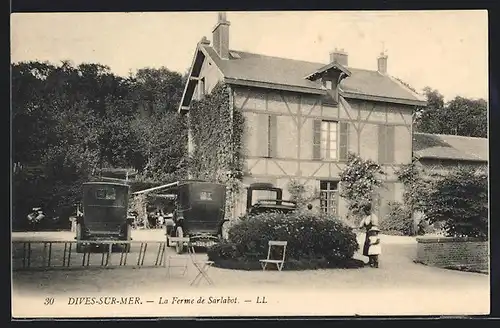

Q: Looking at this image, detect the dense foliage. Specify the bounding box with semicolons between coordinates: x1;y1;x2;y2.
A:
207;211;359;267
286;179;319;210
188;83;245;216
414;87;487;138
379;201;416;236
420;168;488;240
339;153;386;221
12;61;187;230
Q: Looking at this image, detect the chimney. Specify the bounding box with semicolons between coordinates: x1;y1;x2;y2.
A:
329;48;348;66
212;12;230;60
377;52;388;74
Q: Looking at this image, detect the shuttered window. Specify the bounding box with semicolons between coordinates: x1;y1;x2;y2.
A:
338;122;349;161
268;115;277;157
313;120;349;161
257;114;277;157
257;114;268;157
378;125;395;163
313;120;322;160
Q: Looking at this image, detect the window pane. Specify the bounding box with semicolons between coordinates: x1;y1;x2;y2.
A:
321;122;329;131
329;123;337;134
329;149;337;160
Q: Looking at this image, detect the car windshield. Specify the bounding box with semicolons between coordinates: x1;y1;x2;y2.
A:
95;186;116;200
252;190;277;206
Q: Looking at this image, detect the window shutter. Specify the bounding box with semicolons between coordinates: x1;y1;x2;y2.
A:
269;115;278;157
313;120;322;160
386;125;395;163
257;114;269;157
339;122;349;161
378;125;386;163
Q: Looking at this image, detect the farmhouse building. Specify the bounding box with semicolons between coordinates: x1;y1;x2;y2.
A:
179;12;427;219
413;132;488;176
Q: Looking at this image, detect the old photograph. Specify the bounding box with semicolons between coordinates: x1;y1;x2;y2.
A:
11;10;489;318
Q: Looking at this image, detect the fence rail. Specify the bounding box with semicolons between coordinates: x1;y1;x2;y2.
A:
12;240;169;271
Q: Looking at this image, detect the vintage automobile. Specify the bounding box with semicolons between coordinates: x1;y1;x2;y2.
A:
133;180;228;254
168;181;228;253
245;182;297;215
76;181;133;253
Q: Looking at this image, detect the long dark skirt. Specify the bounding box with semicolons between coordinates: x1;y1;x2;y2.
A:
362;233;370;257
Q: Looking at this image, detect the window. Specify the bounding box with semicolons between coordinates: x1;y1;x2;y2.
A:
199;191;213;201
257;114;277;157
268;115;277;157
321;121;338;160
378;125;395;163
320;180;338;214
252;189;277;206
314;120;349;161
95;187;116;200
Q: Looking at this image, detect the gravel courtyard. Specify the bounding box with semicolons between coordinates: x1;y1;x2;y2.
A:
11;229;490;317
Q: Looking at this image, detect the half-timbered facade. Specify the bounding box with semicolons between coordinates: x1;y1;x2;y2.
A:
179;13;427;219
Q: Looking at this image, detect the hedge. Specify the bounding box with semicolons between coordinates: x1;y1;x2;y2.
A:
207;211;361;270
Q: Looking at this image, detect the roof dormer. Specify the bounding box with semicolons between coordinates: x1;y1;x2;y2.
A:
305;49;351;104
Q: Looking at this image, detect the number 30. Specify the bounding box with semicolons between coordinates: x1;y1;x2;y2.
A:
44;297;55;305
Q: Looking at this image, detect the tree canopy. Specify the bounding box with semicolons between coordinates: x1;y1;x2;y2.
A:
12;60;187;229
414;87;487;138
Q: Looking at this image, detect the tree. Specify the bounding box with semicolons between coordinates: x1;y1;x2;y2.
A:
339;153;386;222
415;87;487;138
419;167;488;240
287;179;319;210
414;87;445;134
11;61;188;229
128;67;184;116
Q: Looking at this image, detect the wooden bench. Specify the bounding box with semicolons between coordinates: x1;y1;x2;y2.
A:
259;241;287;271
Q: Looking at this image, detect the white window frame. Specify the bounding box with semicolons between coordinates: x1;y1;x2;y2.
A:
320;120;339;160
319;180;339;215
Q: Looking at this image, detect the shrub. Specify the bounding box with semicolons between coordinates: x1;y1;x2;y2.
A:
224;211;359;262
206;242;244;261
379;201;415;236
420;167;488;240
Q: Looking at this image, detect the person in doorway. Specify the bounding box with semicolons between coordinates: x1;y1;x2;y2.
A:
367;226;382;268
358;202;379;265
157;210;164;228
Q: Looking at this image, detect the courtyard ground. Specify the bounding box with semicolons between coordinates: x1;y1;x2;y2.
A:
11;229;490;317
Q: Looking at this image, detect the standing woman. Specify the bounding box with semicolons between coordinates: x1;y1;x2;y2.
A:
358;203;379;264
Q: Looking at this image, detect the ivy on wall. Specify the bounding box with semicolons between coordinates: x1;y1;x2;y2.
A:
188;83;245;217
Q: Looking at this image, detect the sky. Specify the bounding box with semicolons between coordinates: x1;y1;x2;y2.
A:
11;10;488;101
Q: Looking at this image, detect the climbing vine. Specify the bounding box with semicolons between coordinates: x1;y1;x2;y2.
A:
395;157;428;212
189;83;245;217
339;152;386;221
287;179;320;211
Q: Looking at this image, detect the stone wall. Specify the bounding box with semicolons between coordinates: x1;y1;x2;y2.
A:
415;236;489;272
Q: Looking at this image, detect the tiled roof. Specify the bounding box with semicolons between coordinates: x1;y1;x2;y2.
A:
202;45;427;105
413;132;488;162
